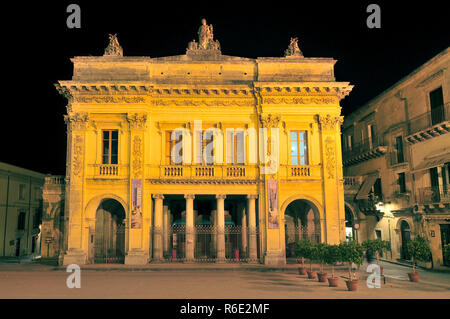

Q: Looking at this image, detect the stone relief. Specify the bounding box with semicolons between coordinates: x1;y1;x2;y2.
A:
72;135;84;177
260;114;281;128
132;135;143;177
153;99;254;107
325;136;336;179
127;113;148;130
74;96;145;104
263;97;336;105
64;112;89;131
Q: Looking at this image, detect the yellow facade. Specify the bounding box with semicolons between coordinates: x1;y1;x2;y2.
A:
56;22;352;265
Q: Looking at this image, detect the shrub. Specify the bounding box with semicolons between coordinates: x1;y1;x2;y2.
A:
362;239;389;264
294;240;312;266
324;244;342;278
340;241;365;281
406;236;432;273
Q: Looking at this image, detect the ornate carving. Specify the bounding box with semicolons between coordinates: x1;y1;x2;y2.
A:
127;113;147;130
184;194;196;200
104;34;123;57
284;37;303;57
152;194;165;200
317;114;343;131
260;114;281;128
64;112;89;131
55;84;73;112
187;19;221;52
216;194;227;200
72;135;84;177
153;99;254;107
263;97;336;105
324;136;336;179
132;135;143;177
74;96;145;104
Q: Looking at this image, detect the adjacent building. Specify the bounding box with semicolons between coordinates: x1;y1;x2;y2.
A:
0;162;45;258
343;47;450;269
56;20;353;265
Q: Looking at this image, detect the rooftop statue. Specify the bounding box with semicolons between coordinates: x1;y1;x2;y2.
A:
187;19;221;52
284;37;303;57
104;34;123;57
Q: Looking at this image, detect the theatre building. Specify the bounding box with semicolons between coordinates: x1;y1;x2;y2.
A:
56;20;353;265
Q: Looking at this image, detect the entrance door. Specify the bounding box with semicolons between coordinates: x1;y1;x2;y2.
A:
400;221;411;260
15;239;21;257
440;224;450;266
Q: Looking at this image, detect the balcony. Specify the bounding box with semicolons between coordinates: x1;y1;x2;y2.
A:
342;135;387;166
280;164;322;180
406;103;450;144
344;176;363;194
417;186;450;205
88;164;129;179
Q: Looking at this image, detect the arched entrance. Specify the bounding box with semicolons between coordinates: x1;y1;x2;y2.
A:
345;205;356;242
284;199;321;258
400;220;411;260
94;198;126;263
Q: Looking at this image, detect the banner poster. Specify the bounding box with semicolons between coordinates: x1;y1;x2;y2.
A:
131;179;143;229
267;179;279;229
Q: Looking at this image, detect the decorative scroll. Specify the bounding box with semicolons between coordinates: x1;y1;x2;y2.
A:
132;135;143;177
263;97;336;105
131;179;143;229
325;136;336;179
74;96;145;104
268;180;279;229
72;135;84;177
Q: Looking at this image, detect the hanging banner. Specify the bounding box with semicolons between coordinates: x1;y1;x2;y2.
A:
131;179;143;229
268;179;279;229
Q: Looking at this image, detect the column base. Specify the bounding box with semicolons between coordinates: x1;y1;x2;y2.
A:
263;251;286;266
125;250;149;265
62;250;87;266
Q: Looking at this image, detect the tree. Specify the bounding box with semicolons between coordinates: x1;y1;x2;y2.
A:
324;244;342;278
316;243;328;274
406;236;432;273
340;241;365;281
294;240;312;267
362;239;389;265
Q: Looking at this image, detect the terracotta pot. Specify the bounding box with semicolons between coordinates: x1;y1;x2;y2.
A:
298;267;307;275
328;277;339;287
345;280;359;291
307;270;317;279
318;272;328;282
408;272;419;282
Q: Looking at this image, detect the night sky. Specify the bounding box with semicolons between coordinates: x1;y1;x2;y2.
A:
2;1;448;176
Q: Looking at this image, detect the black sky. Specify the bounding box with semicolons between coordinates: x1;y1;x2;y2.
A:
2;1;449;175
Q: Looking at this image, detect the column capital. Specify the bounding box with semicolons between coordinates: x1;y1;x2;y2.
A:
247;194;258;200
216;194;226;200
184;194;195;200
153;194;164;200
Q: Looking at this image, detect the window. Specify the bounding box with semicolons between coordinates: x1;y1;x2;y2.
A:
429;86;444;125
347;135;353;151
165;131;183;165
368;124;376;148
290;131;308;165
398;172;406;193
19;184;26;200
102;130;118;164
373;178;383;200
395;135;405;163
195;130;214;165
17;212;26;230
32;209;41;229
226;130;245;164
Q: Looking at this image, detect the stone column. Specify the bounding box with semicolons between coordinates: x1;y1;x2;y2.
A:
163;205;169;257
185;194;195;261
216;194;226;262
240;203;248;256
247;194;258;261
152;194;164;261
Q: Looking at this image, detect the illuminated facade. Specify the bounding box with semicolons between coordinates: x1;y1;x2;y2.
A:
56;20;352;265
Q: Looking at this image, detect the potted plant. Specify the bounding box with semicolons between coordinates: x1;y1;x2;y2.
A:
363;239;389;275
406;236;432;282
294;240;311;275
340;241;365;291
325;244;342;287
316;243;328;282
306;243;318;279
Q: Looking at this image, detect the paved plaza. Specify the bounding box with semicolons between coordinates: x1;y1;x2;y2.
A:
0;261;449;299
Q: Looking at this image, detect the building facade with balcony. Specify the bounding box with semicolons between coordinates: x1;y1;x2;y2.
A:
343;47;450;269
0;162;45;258
56;21;353;265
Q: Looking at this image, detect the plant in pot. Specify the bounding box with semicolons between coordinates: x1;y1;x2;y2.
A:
294;240;311;276
362;239;389;275
406;236;432;282
443;243;450;267
325;244;342;287
340;241;365;291
306;243;318;279
316;243;328;282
